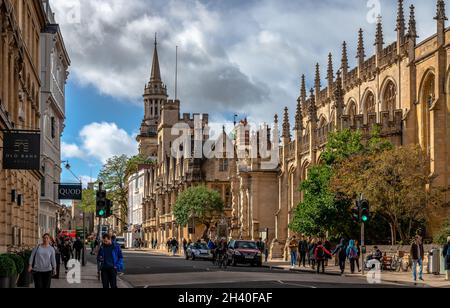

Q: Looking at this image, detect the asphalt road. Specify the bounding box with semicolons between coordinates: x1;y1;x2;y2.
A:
87;250;408;288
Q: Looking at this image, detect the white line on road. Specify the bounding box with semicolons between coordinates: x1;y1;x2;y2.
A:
277;280;317;289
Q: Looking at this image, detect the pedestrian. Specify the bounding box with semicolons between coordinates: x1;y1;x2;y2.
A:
51;237;61;279
264;239;269;263
182;238;188;255
354;240;361;272
90;239;96;255
28;233;57;288
97;233;124;288
314;241;332;274
346;240;359;274
151;237;155;249
309;239;317;269
73;237;83;261
61;239;72;273
443;236;450;281
324;239;332;267
410;235;424;283
288;236;298;269
332;238;347;274
167;238;172;253
298;236;308;268
171;238;178;256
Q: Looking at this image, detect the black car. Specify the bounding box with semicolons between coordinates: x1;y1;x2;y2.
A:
227;240;262;267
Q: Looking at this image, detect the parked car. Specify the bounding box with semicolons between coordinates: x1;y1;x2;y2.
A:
115;237;126;249
227;240;262;267
186;243;213;260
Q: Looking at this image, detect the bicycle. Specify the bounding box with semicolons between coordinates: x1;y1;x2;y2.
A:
216;252;228;269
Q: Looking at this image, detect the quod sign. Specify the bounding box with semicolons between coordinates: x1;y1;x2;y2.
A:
58;184;82;200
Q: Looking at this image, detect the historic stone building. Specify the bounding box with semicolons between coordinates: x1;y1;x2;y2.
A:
0;0;47;253
233;0;450;259
137;39;234;247
39;0;70;239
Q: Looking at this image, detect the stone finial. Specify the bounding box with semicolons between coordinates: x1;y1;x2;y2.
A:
396;0;405;38
375;15;384;53
308;88;317;122
314;63;321;91
334;70;344;112
357;28;365;63
295;77;304;131
435;0;448;21
300;74;307;104
341;41;349;73
274;113;278;124
407;5;418;39
327;53;334;84
282;107;291;139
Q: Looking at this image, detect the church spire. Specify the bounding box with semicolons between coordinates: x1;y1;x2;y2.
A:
341;41;348;75
150;33;162;82
435;0;447;22
396;0;405;40
375;15;384;55
295;76;305;131
282;107;291;140
407;5;417;40
357;28;365;66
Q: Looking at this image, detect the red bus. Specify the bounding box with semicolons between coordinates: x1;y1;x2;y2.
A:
60;230;76;239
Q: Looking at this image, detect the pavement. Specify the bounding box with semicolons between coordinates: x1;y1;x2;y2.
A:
47;256;131;289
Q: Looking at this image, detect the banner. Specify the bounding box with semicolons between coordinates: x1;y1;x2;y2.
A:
2;132;40;170
58;184;83;200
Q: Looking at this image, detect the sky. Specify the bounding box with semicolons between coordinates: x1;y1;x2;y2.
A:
50;0;439;186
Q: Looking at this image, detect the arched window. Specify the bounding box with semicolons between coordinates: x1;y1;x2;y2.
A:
364;91;376;114
383;80;397;114
419;71;435;171
347;100;357;125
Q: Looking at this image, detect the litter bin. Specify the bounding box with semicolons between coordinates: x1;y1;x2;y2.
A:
429;249;440;275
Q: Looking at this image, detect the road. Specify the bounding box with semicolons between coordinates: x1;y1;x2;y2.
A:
87;250;407;288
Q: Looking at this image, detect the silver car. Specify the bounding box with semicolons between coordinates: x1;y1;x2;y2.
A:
186;243;213;260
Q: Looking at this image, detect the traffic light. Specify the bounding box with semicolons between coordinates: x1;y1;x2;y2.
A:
351;205;360;223
105;199;113;218
360;199;370;223
96;190;107;218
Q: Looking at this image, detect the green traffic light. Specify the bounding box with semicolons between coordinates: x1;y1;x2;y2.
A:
361;215;368;222
99;210;105;216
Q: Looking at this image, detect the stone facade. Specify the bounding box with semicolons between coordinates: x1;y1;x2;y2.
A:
39;0;70;239
235;0;450;259
0;0;47;253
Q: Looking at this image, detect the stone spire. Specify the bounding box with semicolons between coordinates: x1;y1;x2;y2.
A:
295;76;305;132
357;28;365;66
314;63;321;101
308;88;318;123
334;70;345;117
407;5;417;40
396;0;405;42
341;41;349;76
375;15;384;55
150;33;162;83
327;53;334;87
282;107;291;140
435;0;447;21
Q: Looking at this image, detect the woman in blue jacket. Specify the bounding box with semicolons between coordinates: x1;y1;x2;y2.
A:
346;240;359;274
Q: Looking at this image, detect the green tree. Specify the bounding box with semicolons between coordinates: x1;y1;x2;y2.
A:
435;218;450;245
79;189;96;214
289;128;391;240
173;186;224;240
98;155;129;220
125;154;155;177
332;145;442;244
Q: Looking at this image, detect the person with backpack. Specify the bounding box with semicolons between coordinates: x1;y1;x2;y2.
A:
346;240;359;274
97;233;124;288
314;241;332;274
443;236;450;281
332;238;347;274
298;236;308;268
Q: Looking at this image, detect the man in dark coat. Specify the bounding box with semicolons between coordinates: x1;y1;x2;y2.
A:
443;236;450;281
410;235;424;283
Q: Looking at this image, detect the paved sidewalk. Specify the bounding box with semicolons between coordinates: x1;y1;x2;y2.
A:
47;261;130;289
263;259;450;288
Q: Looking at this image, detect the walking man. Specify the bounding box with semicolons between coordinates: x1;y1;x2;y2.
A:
443;236;450;281
28;234;57;288
73;237;83;261
314;241;332;274
288;236;298;269
298;236;308;268
97;233;124;288
332;238;347;274
410;235;424;283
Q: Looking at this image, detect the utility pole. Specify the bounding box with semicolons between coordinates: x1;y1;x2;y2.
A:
359;193;365;276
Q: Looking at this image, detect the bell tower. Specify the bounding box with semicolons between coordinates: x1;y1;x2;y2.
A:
137;35;168;158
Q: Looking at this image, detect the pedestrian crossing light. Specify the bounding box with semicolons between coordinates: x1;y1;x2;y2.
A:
360;199;370;223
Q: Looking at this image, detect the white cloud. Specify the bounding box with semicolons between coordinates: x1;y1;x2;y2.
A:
50;0;438;124
62;142;85;160
62;122;138;164
79;175;97;189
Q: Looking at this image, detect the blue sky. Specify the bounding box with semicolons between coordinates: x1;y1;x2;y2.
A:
53;0;438;186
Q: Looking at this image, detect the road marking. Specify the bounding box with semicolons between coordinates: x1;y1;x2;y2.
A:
277;280;317;289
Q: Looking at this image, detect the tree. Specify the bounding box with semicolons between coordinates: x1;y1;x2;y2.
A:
332;144;442;244
173;186;224;240
289;128;392;240
98;155;129;220
125;154;154;177
79;189;96;213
